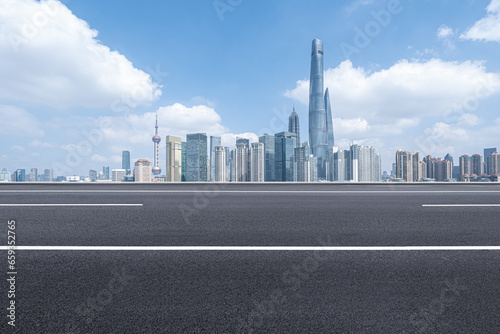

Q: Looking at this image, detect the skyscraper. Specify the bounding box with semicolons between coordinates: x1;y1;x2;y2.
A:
89;169;97;181
102;166;110;180
134;159;152;182
294;142;312;182
288;108;300;148
396;149;419;182
471;154;483;175
181;141;187;182
210;136;222;181
484;148;496;174
308;39;334;180
44;168;53;182
275;132;296;182
111;169;126;182
0;168;11;182
15;169;26;182
259;134;275;182
433;159;453;181
214;146;227;182
186;133;208;182
325;88;334;150
487;151;500;175
250;142;265;182
29;168;37;182
235;142;249;182
122;151;131;175
152;114;161;175
166;135;182;182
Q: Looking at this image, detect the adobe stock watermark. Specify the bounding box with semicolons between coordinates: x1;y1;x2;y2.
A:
64;267;135;333
178;183;227;226
7;0;70;53
213;0;243;21
405;277;467;333
235;234;334;333
415;75;500;157
340;0;405;59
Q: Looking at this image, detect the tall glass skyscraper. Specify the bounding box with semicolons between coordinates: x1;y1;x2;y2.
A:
122;150;131;174
275;132;296;182
186;133;208;182
288;108;300;148
308;39;334;180
181;142;187;182
259;134;275;182
210;136;222;181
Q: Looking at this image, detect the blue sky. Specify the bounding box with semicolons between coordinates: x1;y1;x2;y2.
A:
1;0;500;175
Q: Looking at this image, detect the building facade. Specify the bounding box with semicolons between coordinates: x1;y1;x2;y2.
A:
259;134;275;182
166;135;182;182
250;142;265;182
275;132;296;182
134;159;152;182
186;133;208;182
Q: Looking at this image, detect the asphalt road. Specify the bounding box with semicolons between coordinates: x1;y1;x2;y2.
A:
1;183;500;333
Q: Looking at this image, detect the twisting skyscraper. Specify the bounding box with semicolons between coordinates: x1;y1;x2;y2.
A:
308;39;334;180
152;113;161;175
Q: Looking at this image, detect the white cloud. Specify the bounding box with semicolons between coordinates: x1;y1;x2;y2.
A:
91;154;107;162
285;59;500;126
11;145;25;152
334;118;370;134
437;25;456;49
345;0;373;15
0;105;44;136
0;0;161;108
461;0;500;42
437;25;454;39
29;139;54;148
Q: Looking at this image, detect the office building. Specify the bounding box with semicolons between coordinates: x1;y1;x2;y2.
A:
294;143;312;182
275;132;296;182
186;133;208;182
418;161;427;180
210;136;222;181
166;135;182;182
122;151;131;175
250;142;265;182
181;142;187;181
331;148;351;182
102;166;110;180
309;39;334;180
134;159;152;182
89;170;97;181
288;108;300;148
44;168;53;182
29;168;37;182
111;169;126;182
259;134;275;182
0;168;11;182
396;150;419;182
15;169;26;182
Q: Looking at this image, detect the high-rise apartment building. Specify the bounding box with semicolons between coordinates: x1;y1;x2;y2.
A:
0;168;11;182
471;154;483;176
166;135;182;182
432;159;453;181
214;146;227;182
275;132;296;182
396;150;419;182
250;142;264;182
29;168;37;182
134;159;152;182
186;133;208;182
487;151;500;175
288;108;300;148
484;148;497;174
89;169;97;181
294;143;312;182
235;142;249;182
259;134;275;182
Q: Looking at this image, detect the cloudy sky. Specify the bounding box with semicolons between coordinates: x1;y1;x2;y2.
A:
1;0;500;175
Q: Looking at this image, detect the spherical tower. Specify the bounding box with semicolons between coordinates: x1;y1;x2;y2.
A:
152;113;161;175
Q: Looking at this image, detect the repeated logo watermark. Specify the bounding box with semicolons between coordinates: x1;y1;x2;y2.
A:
213;0;243;21
405;277;467;333
340;0;406;59
64;267;135;333
235;234;334;333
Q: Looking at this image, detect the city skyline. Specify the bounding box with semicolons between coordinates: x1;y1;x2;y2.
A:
1;1;500;175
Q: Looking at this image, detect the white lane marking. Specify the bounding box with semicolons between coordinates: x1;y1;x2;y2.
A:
2;246;500;251
1;190;500;194
0;204;143;207
423;204;500;207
